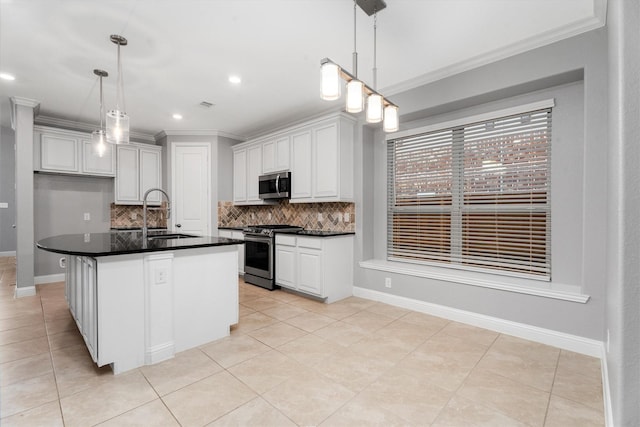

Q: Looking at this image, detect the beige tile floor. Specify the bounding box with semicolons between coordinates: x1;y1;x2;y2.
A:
0;256;605;426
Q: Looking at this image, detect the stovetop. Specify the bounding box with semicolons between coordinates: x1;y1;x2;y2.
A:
243;224;303;236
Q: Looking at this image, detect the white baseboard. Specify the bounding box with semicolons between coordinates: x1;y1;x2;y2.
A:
145;342;175;365
35;273;65;285
14;286;36;298
353;286;603;358
0;251;16;257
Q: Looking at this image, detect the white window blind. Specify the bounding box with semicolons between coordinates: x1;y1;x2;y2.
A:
388;107;551;279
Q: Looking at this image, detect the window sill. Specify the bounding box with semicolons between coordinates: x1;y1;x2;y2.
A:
358;259;590;303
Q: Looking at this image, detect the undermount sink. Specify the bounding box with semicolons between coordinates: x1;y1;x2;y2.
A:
147;233;198;240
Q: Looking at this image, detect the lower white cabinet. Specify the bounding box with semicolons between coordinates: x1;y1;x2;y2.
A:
218;229;245;274
275;234;353;303
65;256;98;362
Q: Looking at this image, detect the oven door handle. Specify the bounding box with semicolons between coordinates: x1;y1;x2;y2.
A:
243;234;271;243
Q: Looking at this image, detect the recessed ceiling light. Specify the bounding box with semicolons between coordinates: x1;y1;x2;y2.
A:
0;73;15;81
172;114;183;120
228;75;241;84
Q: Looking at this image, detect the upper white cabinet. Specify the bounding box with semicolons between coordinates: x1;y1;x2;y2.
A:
115;143;162;205
231;112;355;205
34;126;115;177
233;149;247;203
290;115;355;203
82;140;116;176
262;136;290;173
233;144;267;205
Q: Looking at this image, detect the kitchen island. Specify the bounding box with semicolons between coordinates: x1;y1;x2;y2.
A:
37;230;244;374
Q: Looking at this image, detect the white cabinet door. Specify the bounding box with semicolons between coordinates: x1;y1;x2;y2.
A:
82;139;115;176
291;130;312;199
275;136;291;172
81;258;98;362
115;146;140;203
297;247;323;296
276;245;296;289
246;145;262;202
140;147;162;203
313;122;339;198
233;149;247;203
263;136;290;174
40;133;79;172
262;140;275;173
231;231;245;274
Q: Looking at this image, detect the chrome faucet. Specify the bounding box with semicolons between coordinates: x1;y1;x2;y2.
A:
142;188;171;239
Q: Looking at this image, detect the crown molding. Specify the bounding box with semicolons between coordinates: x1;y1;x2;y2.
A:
155;129;246;142
382;4;607;97
34;115;156;143
10;97;40;130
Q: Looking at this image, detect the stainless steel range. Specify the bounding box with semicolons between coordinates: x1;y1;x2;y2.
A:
243;225;303;290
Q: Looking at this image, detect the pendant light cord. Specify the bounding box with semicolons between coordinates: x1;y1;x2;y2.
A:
99;75;104;130
373;10;377;90
116;42;126;113
352;0;358;78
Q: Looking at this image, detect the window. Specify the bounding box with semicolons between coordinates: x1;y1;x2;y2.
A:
387;102;552;279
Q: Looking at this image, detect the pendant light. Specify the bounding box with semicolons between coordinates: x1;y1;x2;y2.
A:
106;34;130;144
92;69;108;157
320;62;341;100
319;0;398;132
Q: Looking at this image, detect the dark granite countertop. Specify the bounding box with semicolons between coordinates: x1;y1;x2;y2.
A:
276;230;355;237
217;226;246;231
37;230;244;257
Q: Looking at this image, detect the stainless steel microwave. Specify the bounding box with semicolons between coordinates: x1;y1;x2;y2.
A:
259;171;291;200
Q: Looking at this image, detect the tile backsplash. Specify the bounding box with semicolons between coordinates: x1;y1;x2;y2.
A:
218;200;355;232
110;203;168;229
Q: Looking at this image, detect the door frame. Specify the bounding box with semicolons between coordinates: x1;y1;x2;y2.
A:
170;142;212;235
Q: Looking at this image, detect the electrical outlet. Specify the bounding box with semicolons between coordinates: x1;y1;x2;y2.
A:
155;268;168;285
385;277;392;288
83;233;90;243
130;212;137;220
318;213;323;221
606;329;610;353
344;212;350;223
268;213;272;220
337;212;343;222
83;212;90;221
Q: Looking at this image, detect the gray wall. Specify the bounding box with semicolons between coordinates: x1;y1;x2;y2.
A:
34;174;113;276
606;0;640;425
0;126;16;253
355;28;608;340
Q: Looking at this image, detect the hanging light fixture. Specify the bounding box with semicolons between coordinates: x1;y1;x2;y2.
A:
92;69;108;157
319;0;398;132
106;34;130;144
366;9;383;123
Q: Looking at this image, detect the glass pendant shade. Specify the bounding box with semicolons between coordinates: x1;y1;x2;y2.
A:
92;130;107;157
320;62;341;101
383;105;399;132
366;93;384;123
346;80;364;113
106;109;130;144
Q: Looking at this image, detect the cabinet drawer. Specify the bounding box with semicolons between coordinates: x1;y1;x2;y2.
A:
297;237;322;250
276;234;296;246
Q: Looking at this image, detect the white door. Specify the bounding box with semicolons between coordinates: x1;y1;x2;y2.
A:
172;143;210;236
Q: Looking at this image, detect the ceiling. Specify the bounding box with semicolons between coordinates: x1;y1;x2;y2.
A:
0;0;605;140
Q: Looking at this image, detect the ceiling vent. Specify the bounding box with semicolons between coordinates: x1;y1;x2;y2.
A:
199;101;214;108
